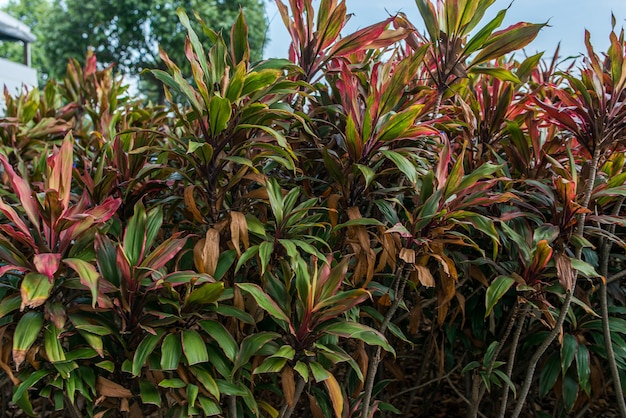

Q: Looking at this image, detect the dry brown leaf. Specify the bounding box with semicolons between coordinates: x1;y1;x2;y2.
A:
184;185;204;223
308;393;326;418
399;248;416;265
327;194;341;227
202;228;220;276
408;303;422;335
97;376;132;398
120;398;130;412
282;367;295;407
324;374;344;418
555;252;576;292
193;238;207;274
353;341;368;396
230;211;249;257
415;265;435;287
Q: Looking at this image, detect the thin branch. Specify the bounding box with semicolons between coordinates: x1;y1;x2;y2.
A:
498;304;529;418
598;196;626;418
389;363;462;400
362;262;411;418
444;375;488;418
511;146;602;418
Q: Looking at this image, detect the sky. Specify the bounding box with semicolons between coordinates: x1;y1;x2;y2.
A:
263;0;626;60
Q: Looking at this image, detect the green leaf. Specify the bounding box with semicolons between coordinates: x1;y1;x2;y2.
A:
186;282;225;306
140;380;161;407
562;370;579;412
570;258;601;278
377;105;422;142
20;273;52;309
294;360;309;382
539;353;560;397
13;311;43;368
308;361;331;382
0;294;21;318
124;201;147;266
237;283;291;326
381;150;418;185
187;383;199;410
145;206;164;251
576;344;591;396
259;241;274;276
485;276;515;317
199;320;238;362
254;357;288;374
320;321;394;354
190;366;220;399
233;332;279;376
182;330;209;365
160;333;182;371
472;22;545;65
470;67;521;83
159;378;187;388
44;324;65;363
63;258;100;308
132;331;163;376
198;396;221;416
209;96;232;136
230;9;250;64
332;218;383;230
561;333;578;375
12;369;50;404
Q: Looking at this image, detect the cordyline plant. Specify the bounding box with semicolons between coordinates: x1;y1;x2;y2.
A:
1;0;626;417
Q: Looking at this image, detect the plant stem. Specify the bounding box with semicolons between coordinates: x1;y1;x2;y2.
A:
228;395;237;418
361;263;411;418
497;305;529;418
467;303;521;418
511;146;602;418
599;196;626;418
279;376;306;418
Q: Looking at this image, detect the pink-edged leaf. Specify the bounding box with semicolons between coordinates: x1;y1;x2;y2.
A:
0;221;35;249
316;0;347;51
116;247;133;289
327;17;398;58
46;134;74;210
64;258;100;308
140;234;187;272
436;136;451;189
63;196;122;241
0;155;39;232
33;253;61;280
0;265;27;276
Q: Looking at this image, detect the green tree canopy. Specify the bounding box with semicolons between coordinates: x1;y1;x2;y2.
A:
0;0;52;84
0;0;268;95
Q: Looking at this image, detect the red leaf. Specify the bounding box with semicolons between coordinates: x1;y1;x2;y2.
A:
33;253;61;280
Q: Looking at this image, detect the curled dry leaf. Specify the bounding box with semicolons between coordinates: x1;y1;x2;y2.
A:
308;393;325;418
554;252;576;292
184;185;205;223
399;248;416;264
327;193;340;227
193;228;220;275
97;376;132;398
282;366;295;407
230;211;249;257
415;265;435;287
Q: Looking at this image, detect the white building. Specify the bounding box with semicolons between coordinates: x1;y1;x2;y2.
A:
0;11;37;96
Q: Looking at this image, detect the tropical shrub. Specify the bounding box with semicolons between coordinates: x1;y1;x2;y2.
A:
0;1;625;417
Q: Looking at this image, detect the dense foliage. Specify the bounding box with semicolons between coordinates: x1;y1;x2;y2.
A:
0;0;625;417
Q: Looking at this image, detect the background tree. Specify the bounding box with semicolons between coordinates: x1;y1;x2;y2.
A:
0;0;52;85
0;0;268;96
